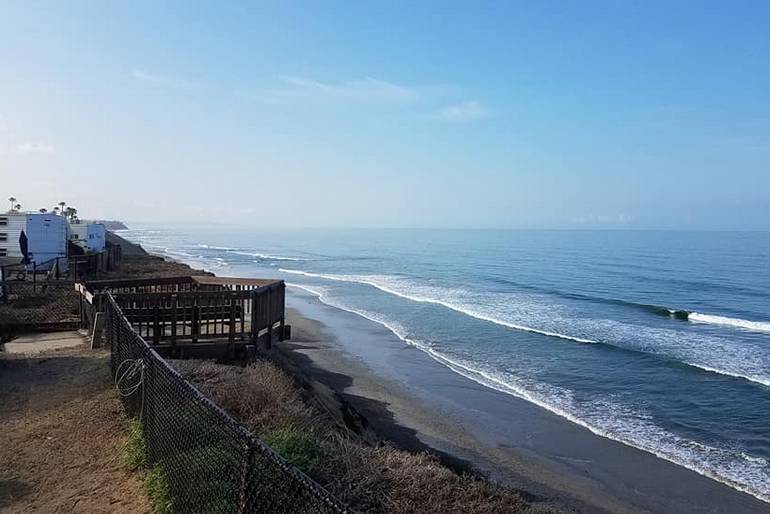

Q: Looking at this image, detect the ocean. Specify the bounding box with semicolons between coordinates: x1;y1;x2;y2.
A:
120;225;770;503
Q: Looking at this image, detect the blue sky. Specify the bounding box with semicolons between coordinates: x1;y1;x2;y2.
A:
1;1;769;229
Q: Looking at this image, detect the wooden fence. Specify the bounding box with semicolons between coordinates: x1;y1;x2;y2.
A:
69;243;122;278
77;276;287;358
84;275;198;294
0;243;122;296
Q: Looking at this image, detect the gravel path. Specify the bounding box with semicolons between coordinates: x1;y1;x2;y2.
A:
0;335;149;513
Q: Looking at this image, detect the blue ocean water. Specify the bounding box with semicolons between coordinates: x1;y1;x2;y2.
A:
121;225;770;502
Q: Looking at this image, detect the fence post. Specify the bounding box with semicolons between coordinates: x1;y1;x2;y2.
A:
191;297;199;344
229;295;237;343
238;438;255;514
79;293;84;330
171;294;178;352
250;289;258;345
264;286;272;350
278;282;286;341
153;302;160;344
142;348;157;465
104;297;111;345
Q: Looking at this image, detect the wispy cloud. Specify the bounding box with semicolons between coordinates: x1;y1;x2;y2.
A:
433;100;491;122
17;142;54;154
265;76;425;105
139;71;492;121
131;69;203;89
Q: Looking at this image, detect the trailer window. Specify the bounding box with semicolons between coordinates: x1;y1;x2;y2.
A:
0;217;7;226
0;249;6;257
0;233;7;241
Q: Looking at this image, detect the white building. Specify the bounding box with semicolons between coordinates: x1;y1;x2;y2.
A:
69;221;106;253
0;212;69;266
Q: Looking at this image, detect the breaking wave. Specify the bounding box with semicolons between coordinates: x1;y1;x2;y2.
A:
287;283;770;503
689;312;770;333
280;269;770;387
281;269;596;343
231;251;308;261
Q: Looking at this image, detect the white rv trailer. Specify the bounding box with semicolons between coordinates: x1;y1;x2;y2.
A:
69;221;106;253
0;212;69;266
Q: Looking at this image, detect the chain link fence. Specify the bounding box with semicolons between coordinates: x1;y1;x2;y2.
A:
0;281;80;330
105;293;348;513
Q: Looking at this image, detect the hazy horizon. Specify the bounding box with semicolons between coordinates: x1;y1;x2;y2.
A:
2;2;769;230
121;220;770;233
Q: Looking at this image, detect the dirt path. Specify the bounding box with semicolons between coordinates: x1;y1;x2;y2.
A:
0;334;149;513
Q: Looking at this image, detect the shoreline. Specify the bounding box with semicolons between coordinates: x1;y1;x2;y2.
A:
280;303;596;513
281;283;770;514
109;230;770;513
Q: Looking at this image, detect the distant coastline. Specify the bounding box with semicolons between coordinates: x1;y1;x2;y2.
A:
91;220;128;231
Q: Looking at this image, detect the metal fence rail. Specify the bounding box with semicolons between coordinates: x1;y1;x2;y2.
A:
105;293;347;513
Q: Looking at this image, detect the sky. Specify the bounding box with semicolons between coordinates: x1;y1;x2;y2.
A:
1;1;769;230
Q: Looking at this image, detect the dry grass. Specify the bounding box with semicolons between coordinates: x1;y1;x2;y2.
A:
172;360;317;433
319;434;547;513
174;359;557;514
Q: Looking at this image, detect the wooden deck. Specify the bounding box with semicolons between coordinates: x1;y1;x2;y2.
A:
77;275;289;360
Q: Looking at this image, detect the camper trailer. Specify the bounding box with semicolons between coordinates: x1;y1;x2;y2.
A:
24;213;70;265
0;213;69;267
69;221;106;252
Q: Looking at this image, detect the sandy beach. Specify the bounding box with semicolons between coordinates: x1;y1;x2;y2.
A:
281;286;770;514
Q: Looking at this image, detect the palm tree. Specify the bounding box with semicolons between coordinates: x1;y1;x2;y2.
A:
39;208;47;213
14;204;22;212
8;197;16;211
52;206;60;215
64;206;78;220
58;201;66;215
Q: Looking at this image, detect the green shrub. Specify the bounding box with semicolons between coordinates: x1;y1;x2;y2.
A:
124;418;146;471
262;427;323;474
146;465;173;514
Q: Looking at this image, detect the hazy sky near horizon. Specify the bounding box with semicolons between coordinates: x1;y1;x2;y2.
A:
1;1;769;229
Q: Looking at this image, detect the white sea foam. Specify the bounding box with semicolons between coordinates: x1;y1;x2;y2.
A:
232;250;307;261
198;244;239;251
163;248;195;258
286;283;770;503
158;247;230;271
689;312;770;333
281;268;770;388
281;269;596;343
684;364;770;388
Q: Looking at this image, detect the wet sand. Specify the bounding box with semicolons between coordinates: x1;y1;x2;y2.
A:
282;287;770;514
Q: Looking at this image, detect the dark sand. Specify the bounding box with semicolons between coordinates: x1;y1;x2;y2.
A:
281;287;770;514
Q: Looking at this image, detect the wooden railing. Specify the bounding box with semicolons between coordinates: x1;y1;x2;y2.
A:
77;276;287;358
0;244;121;283
84;275;198;294
69;243;122;278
